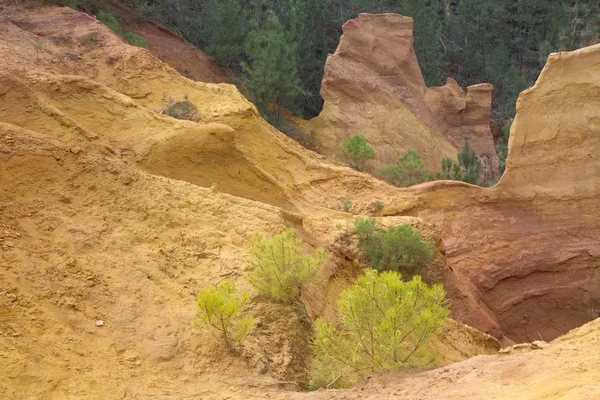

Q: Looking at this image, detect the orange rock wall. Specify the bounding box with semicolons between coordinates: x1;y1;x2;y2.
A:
389;44;600;344
305;14;498;178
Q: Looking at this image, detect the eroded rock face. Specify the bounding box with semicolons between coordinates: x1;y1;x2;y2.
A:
304;13;498;179
387;43;600;344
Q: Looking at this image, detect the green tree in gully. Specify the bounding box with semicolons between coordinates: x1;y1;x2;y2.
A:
458;136;481;184
248;228;327;303
353;218;435;277
310;269;449;388
242;11;303;123
436;158;463;181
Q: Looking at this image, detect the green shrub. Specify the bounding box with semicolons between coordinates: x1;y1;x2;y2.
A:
458;136;481;184
371;200;384;210
195;280;255;348
375;149;432;187
355;220;434;276
160;95;201;121
331;200;353;213
125;32;147;48
340;200;352;213
33;43;43;54
98;11;123;37
353;217;378;242
340;134;375;170
496;120;511;174
79;31;98;48
436;158;462;181
248;229;327;303
310;269;449;388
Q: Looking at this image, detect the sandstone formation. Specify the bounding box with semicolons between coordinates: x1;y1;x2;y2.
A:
384;43;600;344
1;2;600;398
303;13;498;178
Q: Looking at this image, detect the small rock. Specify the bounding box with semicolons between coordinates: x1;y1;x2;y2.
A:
531;340;549;350
95;320;104;327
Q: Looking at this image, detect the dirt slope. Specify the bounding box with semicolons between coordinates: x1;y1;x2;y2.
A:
77;0;228;83
286;318;600;400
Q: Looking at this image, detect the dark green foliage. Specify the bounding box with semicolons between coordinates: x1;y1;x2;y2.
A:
436;158;463;181
458;137;481;185
125;32;147;48
202;0;247;67
64;0;77;9
340;134;375;170
98;10;148;49
397;0;445;85
98;10;123;37
375;149;432;187
271;117;321;152
354;219;434;276
286;0;330;115
310;269;449;388
353;217;379;250
241;12;303;123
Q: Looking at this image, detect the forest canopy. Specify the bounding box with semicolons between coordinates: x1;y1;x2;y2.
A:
119;0;599;120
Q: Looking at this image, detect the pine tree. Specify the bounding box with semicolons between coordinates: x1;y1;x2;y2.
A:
202;0;248;68
241;11;303;123
340;134;376;170
458;136;481;184
310;270;449;388
375;149;432;187
279;0;329;116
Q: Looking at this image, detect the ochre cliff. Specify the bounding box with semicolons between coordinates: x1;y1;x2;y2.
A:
303;13;498;178
384;43;600;344
1;3;599;398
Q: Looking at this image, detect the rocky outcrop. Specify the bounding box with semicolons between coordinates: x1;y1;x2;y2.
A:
304;13;498;178
385;43;600;344
425;80;498;177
